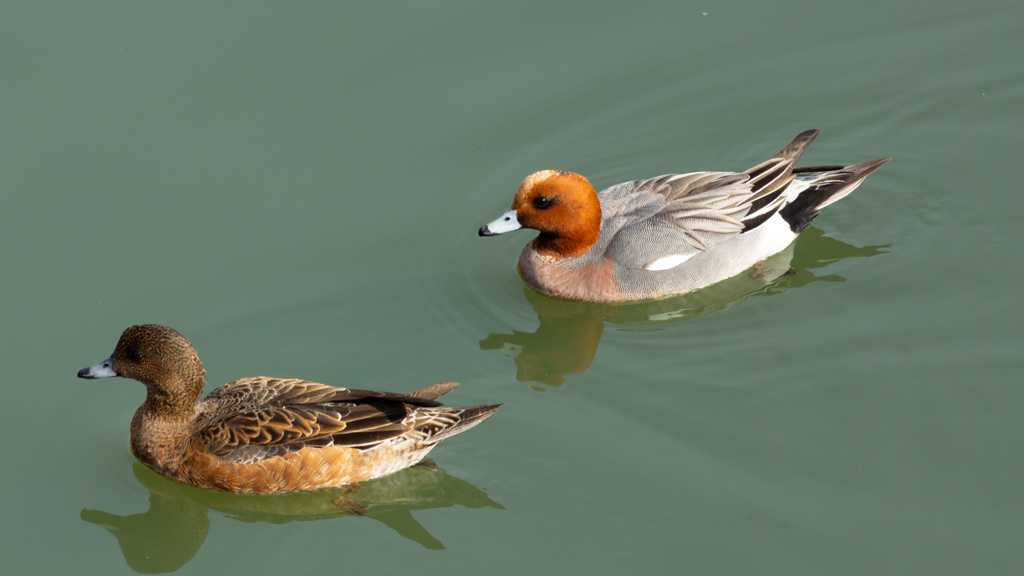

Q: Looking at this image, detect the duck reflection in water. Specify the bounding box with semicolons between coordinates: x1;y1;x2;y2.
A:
82;460;503;573
481;228;886;388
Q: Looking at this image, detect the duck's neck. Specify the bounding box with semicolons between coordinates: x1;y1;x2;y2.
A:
534;224;600;259
142;384;202;421
131;373;204;473
140;370;205;422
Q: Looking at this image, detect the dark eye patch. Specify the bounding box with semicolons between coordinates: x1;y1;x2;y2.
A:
533;196;556;209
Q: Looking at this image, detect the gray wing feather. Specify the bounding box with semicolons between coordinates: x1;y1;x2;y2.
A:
596;172;757;269
197;378;439;464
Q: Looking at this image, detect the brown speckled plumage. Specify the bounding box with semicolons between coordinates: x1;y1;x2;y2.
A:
79;325;501;494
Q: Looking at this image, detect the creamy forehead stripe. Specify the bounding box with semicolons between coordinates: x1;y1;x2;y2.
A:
644;254;694;271
519;170;563;191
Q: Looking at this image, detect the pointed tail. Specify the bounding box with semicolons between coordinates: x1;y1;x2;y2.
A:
430;403;503;443
780;157;890;233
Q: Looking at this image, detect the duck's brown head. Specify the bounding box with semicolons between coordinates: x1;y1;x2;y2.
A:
79;325;206;415
479;170;602;258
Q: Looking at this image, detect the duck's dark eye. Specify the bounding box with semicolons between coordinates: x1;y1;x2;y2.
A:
533;196;555;210
133;350;145;360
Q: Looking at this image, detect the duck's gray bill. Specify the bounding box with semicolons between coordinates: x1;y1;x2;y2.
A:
479;210;521;236
78;357;119;379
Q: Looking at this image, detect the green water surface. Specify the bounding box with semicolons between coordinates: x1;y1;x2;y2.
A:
2;1;1022;574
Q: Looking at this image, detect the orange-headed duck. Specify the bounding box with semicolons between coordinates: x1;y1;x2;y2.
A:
77;324;501;494
480;130;889;302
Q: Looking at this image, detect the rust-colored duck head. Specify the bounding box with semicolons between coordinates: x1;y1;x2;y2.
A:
479;170;602;258
78;324;206;418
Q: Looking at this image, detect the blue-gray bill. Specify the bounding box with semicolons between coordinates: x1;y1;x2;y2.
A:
78;357;119;379
479;209;521;236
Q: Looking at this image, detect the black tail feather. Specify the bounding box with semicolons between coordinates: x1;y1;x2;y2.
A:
780;157;890;233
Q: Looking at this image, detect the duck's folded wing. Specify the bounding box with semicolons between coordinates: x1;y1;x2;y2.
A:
196;400;419;464
206;377;443;408
197;377;449;464
599;164;797;270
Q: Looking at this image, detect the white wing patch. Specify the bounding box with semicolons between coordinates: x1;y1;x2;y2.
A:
644;254;694;271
